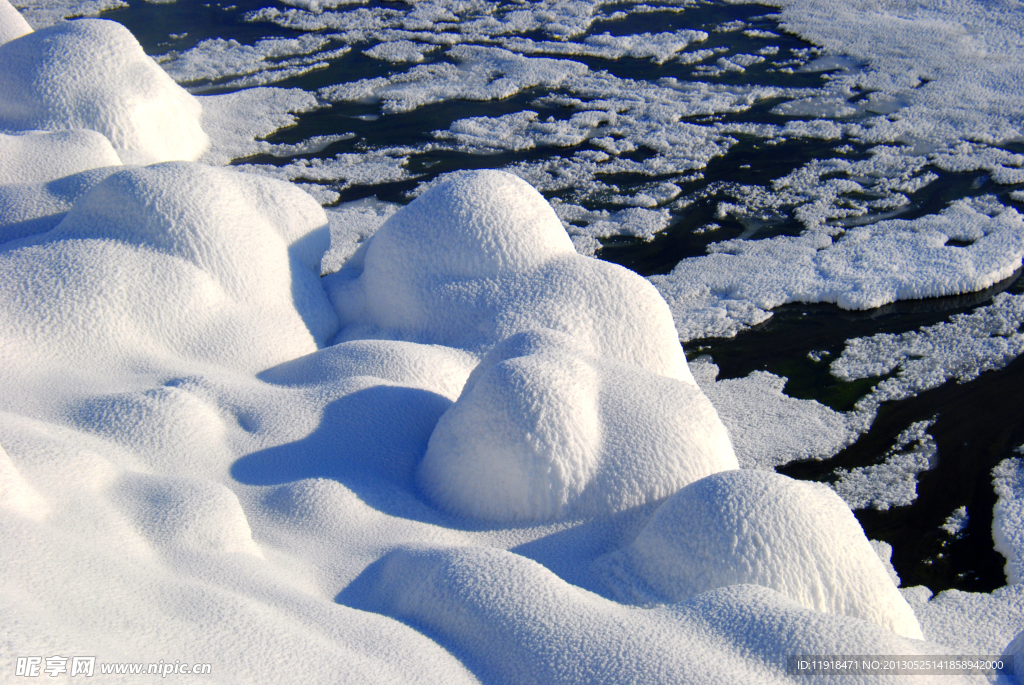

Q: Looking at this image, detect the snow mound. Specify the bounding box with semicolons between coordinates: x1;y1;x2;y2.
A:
0;130;121;185
0;167;119;246
113;473;261;556
0;19;208;164
420;330;736;521
599;469;923;639
346;545;958;685
0;162;337;375
260;339;477;402
0;0;31;46
331;170;692;382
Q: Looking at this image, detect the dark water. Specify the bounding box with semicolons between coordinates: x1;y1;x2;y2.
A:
99;0;1024;592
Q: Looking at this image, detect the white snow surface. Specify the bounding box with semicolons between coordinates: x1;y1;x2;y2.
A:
653;199;1024;341
0;0;30;44
3;2;1019;681
421;330;737;521
0;19;208;164
993;458;1024;585
597;469;924;639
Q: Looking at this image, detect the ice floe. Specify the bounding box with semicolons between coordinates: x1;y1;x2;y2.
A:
832;292;1024;413
830;419;936;511
691;360;862;470
653;199;1024;341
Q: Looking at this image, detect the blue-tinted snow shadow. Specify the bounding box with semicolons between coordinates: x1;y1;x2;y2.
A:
231;383;453;522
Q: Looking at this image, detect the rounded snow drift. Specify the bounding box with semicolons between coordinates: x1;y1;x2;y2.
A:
604;469;923;639
419;330;737;521
0;19;208;163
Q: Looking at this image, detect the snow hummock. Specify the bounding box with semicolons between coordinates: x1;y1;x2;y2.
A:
0;162;338;376
0;129;121;186
0;19;208;164
329;170;695;384
349;545;951;685
597;469;924;639
0;0;31;45
421;330;737;521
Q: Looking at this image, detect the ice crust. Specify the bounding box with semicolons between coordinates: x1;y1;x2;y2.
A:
598;469;924;639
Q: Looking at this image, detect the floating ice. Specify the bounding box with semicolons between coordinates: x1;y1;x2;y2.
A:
653;199;1024;341
902;584;1024;656
0;19;208;163
939;506;969;537
9;0;126;28
156;34;348;90
598;469;924;639
832;292;1024;413
321;197;399;275
830;419;936;511
420;330;737;521
320;46;589;114
197;87;336;165
763;0;1024;144
691;361;863;470
363;40;437;64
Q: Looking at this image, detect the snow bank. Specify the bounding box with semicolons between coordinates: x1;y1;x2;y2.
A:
331;170;693;383
0;129;120;185
0;162;337;376
347;545;960;685
599;469;923;639
0;441;48;520
420;330;737;521
0;19;208;164
0;0;31;45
